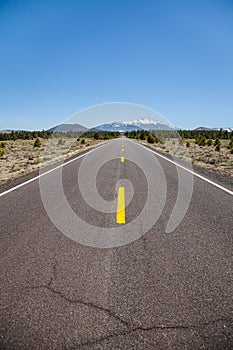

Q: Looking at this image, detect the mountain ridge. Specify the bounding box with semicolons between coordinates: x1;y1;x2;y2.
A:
1;119;232;133
91;118;174;132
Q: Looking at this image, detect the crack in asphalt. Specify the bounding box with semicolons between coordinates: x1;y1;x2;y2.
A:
30;281;233;350
43;285;130;328
28;259;232;349
71;317;233;349
47;259;58;287
29;259;129;329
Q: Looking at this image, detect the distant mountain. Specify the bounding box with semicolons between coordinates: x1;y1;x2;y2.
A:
194;127;212;131
48;123;88;132
194;127;233;132
92;118;174;132
0;129;14;134
91;123;139;132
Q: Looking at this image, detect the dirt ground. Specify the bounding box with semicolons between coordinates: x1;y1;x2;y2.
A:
140;138;233;178
1;137;232;185
0;138;106;185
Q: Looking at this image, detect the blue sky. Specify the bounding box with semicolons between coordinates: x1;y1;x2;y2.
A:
0;0;232;130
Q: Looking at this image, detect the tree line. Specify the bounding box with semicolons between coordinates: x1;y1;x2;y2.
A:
125;129;233;141
125;129;233;153
179;129;232;140
81;131;120;139
0;130;120;141
0;130;52;141
1;128;232;142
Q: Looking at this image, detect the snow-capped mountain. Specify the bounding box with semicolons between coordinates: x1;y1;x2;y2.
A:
220;127;233;132
195;127;233;132
92;118;174;132
91;123;139;132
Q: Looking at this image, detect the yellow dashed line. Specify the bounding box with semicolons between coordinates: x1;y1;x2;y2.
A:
121;156;125;163
116;187;125;224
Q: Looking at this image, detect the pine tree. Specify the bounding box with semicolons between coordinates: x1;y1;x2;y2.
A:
34;138;41;147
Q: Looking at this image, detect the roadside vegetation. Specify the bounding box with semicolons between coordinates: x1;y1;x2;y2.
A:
126;129;233;178
0;130;120;141
0;131;119;185
0;130;52;141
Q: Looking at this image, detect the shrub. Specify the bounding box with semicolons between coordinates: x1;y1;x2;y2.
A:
209;159;216;164
0;149;5;157
147;134;155;144
207;139;213;146
214;138;221;147
34;138;41;147
153;136;160;143
186;141;190;148
195;136;206;146
140;131;146;140
81;139;85;144
199;136;206;146
215;144;220;152
0;142;6;148
58;138;65;145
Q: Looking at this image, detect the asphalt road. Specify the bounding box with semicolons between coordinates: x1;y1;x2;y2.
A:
0;138;233;349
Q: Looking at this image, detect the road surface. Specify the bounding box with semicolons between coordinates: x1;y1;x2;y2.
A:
0;138;233;349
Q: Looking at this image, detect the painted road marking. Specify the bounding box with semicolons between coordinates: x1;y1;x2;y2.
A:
3;137;231;199
116;187;125;224
135;141;233;196
122;148;124;152
121;156;125;163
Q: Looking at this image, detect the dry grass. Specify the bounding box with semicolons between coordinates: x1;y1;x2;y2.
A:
0;138;106;185
1;137;232;185
140;138;233;178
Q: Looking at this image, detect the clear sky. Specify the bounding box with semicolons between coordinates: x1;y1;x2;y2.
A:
0;0;232;130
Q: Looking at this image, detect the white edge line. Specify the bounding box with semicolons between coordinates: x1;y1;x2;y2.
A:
2;138;232;198
0;140;114;197
134;140;233;196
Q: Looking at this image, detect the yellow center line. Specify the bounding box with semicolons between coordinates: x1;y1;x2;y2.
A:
121;156;125;163
116;187;125;224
